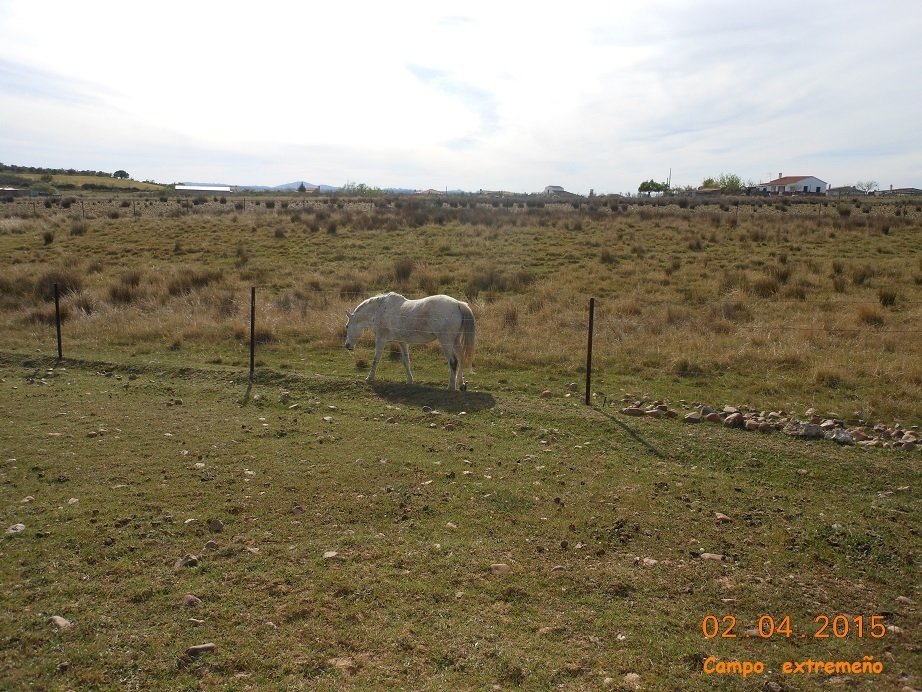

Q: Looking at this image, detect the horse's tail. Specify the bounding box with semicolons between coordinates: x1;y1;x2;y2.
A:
456;302;476;369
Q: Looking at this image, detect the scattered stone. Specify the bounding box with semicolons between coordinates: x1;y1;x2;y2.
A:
323;550;339;559
446;522;457;529
640;557;658;566
826;429;855;446
896;596;914;605
715;512;732;523
623;672;642;690
723;412;744;428
758;421;774;433
6;523;25;534
175;554;199;568
700;552;724;561
783;422;825;439
188;618;205;626
684;412;702;424
540;389;553;399
643;408;663;418
744;419;761;431
204;540;219;551
292;504;304;514
49;615;73;630
182;594;202;607
322;416;333;423
704;412;722;423
490;563;510;575
20;496;34;504
207;518;224;533
67;497;79;505
328;656;356;672
621;407;645;417
185;643;216;656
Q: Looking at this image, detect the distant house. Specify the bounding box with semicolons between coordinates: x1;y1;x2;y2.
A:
415;188;443;196
755;175;828;195
827;185;865;197
544;185;566;195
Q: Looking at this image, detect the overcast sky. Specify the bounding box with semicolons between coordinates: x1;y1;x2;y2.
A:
1;0;920;194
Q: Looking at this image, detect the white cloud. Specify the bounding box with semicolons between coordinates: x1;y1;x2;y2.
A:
2;0;921;192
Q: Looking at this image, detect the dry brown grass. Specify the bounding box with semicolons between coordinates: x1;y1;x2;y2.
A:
2;194;922;421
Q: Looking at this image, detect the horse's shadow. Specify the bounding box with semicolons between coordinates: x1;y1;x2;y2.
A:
369;381;495;413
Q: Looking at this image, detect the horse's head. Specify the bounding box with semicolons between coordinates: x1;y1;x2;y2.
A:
343;309;362;351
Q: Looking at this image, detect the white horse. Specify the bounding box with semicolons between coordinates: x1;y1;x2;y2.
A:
344;292;475;390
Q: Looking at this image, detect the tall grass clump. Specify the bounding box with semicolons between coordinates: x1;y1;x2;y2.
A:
34;267;83;301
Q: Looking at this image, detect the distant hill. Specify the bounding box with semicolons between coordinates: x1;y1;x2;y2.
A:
237;181;339;193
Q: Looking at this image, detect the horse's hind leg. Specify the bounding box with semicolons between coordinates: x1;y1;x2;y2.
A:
398;342;414;384
439;340;458;390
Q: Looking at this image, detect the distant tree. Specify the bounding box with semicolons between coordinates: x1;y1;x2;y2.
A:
297;182;307;193
40;173;53;183
717;173;744;194
638;179;669;195
701;177;718;188
339;181;383;197
113;170;129;179
855;180;879;194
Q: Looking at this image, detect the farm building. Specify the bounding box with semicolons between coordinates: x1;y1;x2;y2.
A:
755;175;828;195
175;184;235;193
544;185;566;195
827;185;866;196
880;186;922;196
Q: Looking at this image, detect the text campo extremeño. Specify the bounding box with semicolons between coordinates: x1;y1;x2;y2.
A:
703;655;884;677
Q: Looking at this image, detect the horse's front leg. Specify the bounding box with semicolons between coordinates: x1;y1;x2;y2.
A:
398;342;414;384
367;337;385;382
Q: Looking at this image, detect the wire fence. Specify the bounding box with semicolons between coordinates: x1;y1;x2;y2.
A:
39;284;922;404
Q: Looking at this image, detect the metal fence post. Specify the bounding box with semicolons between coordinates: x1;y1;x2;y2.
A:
585;297;595;405
249;286;256;381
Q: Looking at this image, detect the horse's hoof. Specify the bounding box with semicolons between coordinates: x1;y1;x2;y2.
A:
460;383;467;391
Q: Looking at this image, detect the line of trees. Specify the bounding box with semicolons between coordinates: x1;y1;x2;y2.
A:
0;162;121;178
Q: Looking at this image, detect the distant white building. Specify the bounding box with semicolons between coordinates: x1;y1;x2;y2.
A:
755;175;828;195
544;185;566;195
175;184;235;193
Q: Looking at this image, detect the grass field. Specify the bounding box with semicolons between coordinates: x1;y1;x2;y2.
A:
10;172;165;193
1;194;920;689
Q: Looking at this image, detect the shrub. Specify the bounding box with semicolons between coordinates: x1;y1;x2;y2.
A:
878;288;897;307
751;275;779;298
42;230;54;245
339;278;365;299
167;268;223;296
832;275;848;293
34;268;83;301
850;263;875;286
393;257;415;282
70;220;88;236
856;305;884;327
599;248;617;265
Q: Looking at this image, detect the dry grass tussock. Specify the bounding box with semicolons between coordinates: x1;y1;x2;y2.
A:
2;194;922;420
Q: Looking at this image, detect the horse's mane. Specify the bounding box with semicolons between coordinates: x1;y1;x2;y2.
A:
355;292;404;313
